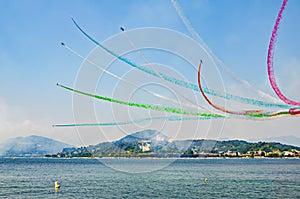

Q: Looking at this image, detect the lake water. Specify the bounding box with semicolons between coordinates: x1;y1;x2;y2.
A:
0;158;299;198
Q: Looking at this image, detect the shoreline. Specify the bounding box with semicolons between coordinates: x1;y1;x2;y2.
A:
1;156;300;160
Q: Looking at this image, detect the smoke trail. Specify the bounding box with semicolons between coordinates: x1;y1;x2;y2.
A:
171;0;282;103
53;115;216;127
119;27;208;111
71;18;159;78
267;0;300;106
62;42;205;111
71;18;292;109
197;60;268;118
289;108;300;115
57;83;224;118
198;61;297;118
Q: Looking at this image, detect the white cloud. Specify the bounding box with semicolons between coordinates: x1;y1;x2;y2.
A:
0;96;81;146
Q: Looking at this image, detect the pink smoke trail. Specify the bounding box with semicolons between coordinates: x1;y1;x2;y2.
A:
267;0;300;106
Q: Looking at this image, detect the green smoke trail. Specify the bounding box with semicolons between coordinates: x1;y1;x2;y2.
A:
71;18;292;110
53;116;216;127
57;83;295;120
57;83;224;118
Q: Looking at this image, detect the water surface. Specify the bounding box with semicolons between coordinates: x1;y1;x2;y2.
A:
0;158;299;198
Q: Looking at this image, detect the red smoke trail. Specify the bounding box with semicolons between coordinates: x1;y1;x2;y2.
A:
197;60;263;116
197;61;297;118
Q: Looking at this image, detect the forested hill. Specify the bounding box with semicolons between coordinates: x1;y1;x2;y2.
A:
59;130;300;158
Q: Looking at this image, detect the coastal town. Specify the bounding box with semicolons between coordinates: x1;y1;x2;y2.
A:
52;136;300;158
50;147;300;158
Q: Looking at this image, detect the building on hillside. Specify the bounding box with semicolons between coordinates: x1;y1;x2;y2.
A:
138;140;151;152
267;150;282;157
246;150;266;156
282;151;295;157
225;150;240;157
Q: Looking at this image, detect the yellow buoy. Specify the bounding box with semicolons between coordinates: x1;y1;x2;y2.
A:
204;178;208;183
55;181;60;190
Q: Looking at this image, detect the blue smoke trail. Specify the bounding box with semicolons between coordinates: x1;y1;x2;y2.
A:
71;18;292;109
53;116;216;127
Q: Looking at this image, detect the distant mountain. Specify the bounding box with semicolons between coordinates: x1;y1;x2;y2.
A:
60;130;300;158
249;135;300;147
0;135;73;157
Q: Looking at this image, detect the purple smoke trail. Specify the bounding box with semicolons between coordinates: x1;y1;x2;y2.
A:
267;0;300;107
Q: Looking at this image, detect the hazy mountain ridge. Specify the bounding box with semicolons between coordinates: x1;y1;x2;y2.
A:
248;135;300;147
0;135;73;157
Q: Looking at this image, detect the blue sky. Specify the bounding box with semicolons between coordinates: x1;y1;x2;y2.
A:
0;0;299;146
